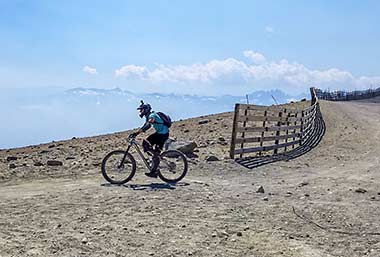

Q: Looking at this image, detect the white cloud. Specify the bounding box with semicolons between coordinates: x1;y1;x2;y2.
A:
114;51;380;94
83;66;97;75
243;50;266;64
115;65;147;78
265;26;274;33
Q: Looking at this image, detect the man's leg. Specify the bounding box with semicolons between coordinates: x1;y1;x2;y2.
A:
145;133;160;177
150;133;169;173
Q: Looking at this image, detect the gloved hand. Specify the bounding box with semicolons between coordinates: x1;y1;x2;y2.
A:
128;132;139;139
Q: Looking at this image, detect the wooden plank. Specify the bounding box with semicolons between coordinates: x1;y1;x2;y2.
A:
233;140;301;155
235;132;302;144
304;103;316;113
229;104;239;159
237;103;287;112
237;102;310;112
236;124;302;133
237;115;306;123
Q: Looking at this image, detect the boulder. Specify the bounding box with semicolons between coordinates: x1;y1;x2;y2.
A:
34;161;44;167
47;160;63;166
198;120;209;125
9;163;16;169
205;155;219;162
6;156;17;162
256;186;265;193
165;140;197;154
355;188;367;193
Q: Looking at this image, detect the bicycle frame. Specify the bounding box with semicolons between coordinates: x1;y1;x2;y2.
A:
123;138;153;171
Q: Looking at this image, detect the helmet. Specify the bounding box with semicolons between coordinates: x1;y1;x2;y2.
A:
137;100;152;118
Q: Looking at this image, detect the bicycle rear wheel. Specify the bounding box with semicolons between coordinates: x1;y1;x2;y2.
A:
158;150;188;183
101;150;136;184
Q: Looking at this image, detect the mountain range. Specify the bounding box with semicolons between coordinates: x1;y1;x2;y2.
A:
1;87;308;149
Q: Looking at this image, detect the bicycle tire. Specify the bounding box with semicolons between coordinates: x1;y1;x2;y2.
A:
158;150;188;183
101;150;136;184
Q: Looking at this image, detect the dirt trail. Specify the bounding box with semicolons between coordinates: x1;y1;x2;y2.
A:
0;99;379;257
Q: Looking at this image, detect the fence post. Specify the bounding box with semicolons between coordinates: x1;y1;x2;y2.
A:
292;112;298;149
300;110;305;145
284;109;290;152
239;107;249;159
310;87;317;105
274;111;283;155
229;104;240;159
259;110;268;156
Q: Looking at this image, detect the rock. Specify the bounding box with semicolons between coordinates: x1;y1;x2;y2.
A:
218;137;226;142
355;188;367;193
34;161;44;167
205;155;219;162
81;237;88;244
47;160;63;166
299;182;309;187
256;186;265;193
9;163;16;169
263;197;269;201
48;144;55;148
198;120;209;125
6;156;17;162
183;129;189;133
66;157;75;160
40;150;49;154
236;232;243;236
166;140;197;154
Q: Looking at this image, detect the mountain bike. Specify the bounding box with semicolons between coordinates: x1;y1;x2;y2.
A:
101;134;188;184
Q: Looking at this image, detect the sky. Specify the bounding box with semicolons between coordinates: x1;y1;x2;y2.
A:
1;0;380;96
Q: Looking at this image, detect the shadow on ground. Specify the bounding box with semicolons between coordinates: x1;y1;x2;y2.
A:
101;182;190;191
236;104;326;169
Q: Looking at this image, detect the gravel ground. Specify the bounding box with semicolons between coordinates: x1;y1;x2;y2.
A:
0;98;379;257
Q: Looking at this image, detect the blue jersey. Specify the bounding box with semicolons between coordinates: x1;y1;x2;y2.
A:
148;112;169;134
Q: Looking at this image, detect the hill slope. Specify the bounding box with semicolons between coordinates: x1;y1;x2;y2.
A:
0;98;379;257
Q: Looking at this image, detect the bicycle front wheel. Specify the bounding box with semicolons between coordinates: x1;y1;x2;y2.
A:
101;150;136;184
158;150;188;183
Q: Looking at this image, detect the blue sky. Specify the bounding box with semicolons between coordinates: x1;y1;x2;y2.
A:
1;0;380;95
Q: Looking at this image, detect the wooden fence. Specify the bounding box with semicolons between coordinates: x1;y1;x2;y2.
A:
315;87;380;101
230;88;319;159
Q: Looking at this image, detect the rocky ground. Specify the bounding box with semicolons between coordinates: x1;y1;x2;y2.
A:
0;98;379;257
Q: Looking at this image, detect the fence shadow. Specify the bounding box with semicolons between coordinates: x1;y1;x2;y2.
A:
235;105;326;169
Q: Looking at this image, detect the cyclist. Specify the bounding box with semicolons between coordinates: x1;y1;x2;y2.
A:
129;101;169;178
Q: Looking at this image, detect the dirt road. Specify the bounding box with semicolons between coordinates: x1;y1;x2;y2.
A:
1;99;379;257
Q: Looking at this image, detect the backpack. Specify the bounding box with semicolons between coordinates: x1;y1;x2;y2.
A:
156;112;172;128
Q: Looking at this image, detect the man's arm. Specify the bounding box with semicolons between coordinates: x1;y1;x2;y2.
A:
137;117;155;134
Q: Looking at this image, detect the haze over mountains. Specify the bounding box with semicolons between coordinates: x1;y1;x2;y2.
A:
1;87;307;149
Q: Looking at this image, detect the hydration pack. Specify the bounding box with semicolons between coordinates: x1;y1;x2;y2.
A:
156;112;172;128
